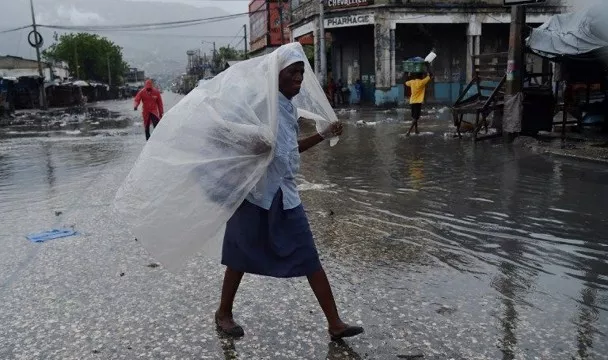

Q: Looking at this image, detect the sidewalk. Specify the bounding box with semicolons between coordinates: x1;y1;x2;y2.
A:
0;106;133;135
515;132;608;164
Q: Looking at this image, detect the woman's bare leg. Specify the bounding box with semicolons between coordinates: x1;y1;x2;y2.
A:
216;267;245;335
307;268;347;332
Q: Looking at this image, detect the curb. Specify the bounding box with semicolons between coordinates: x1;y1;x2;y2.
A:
545;151;608;165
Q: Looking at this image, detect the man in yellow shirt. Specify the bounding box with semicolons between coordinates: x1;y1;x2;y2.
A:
405;62;433;136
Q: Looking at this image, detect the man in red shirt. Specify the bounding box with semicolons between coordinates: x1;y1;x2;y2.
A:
134;79;164;140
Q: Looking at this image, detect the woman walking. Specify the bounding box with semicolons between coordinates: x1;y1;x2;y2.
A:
215;45;364;341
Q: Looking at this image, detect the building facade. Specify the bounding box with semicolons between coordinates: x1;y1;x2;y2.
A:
0;56;69;82
124;68;146;86
250;0;314;56
289;0;568;106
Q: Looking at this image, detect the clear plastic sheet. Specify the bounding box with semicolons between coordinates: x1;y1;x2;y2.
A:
114;43;338;271
527;2;608;59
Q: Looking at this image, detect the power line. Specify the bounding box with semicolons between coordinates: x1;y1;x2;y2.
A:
228;28;244;48
1;7;260;37
0;25;32;35
69;12;246;29
60;31;246;40
45;29;247;41
37;10;259;33
234;38;245;49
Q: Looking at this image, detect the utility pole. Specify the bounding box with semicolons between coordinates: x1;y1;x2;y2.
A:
107;55;112;87
506;5;525;96
213;41;217;73
279;3;285;45
74;44;80;79
243;24;248;59
203;53;208;78
319;0;327;86
505;5;526;136
29;0;47;109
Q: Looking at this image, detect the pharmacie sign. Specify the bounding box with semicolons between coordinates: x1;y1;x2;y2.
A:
325;14;375;29
326;0;373;9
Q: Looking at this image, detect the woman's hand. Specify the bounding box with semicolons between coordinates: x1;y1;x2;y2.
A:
320;122;344;139
217;123;272;156
233;137;271;155
252;136;272;155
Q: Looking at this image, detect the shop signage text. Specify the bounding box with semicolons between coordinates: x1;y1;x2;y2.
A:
326;0;373;9
325;14;374;29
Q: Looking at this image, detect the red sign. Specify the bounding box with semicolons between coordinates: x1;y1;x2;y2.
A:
268;1;291;46
296;34;314;46
249;0;267;45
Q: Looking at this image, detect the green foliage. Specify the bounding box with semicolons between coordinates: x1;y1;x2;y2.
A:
303;45;314;67
43;33;129;84
213;46;245;71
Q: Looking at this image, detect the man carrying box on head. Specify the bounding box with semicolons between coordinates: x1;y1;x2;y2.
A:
405;62;433;136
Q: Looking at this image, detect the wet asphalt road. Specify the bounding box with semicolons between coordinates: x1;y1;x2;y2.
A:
0;94;607;359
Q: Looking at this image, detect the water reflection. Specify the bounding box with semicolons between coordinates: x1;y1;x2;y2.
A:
0;153;12;183
493;146;522;360
326;340;362;360
212;333;364;359
1;105;607;358
492;238;535;360
408;159;425;190
217;334;239;360
302;112;608;356
43;143;56;194
573;248;605;359
0;137;130;223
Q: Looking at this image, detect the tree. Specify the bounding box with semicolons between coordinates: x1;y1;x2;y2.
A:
43;33;129;85
303;45;314;68
213;46;244;72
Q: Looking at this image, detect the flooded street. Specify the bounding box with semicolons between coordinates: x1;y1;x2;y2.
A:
1;95;607;359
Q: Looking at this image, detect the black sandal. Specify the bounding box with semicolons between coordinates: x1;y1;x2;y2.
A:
215;315;245;338
329;325;364;341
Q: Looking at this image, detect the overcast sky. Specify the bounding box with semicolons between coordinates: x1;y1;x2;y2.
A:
0;0;252;74
127;0;250;13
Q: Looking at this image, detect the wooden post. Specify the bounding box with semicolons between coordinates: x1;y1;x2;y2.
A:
503;5;526;139
243;24;248;59
319;0;326;86
506;5;525;96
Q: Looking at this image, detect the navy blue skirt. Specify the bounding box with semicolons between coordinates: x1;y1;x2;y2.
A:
221;190;322;278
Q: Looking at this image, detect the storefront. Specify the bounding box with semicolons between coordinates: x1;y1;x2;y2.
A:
326;13;375;104
289;0;561;106
292;4;376;104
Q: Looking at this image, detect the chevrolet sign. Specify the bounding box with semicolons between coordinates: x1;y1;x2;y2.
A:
326;0;373;9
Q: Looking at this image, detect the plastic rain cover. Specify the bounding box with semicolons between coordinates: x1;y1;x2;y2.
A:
114;42;339;272
527;1;608;59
